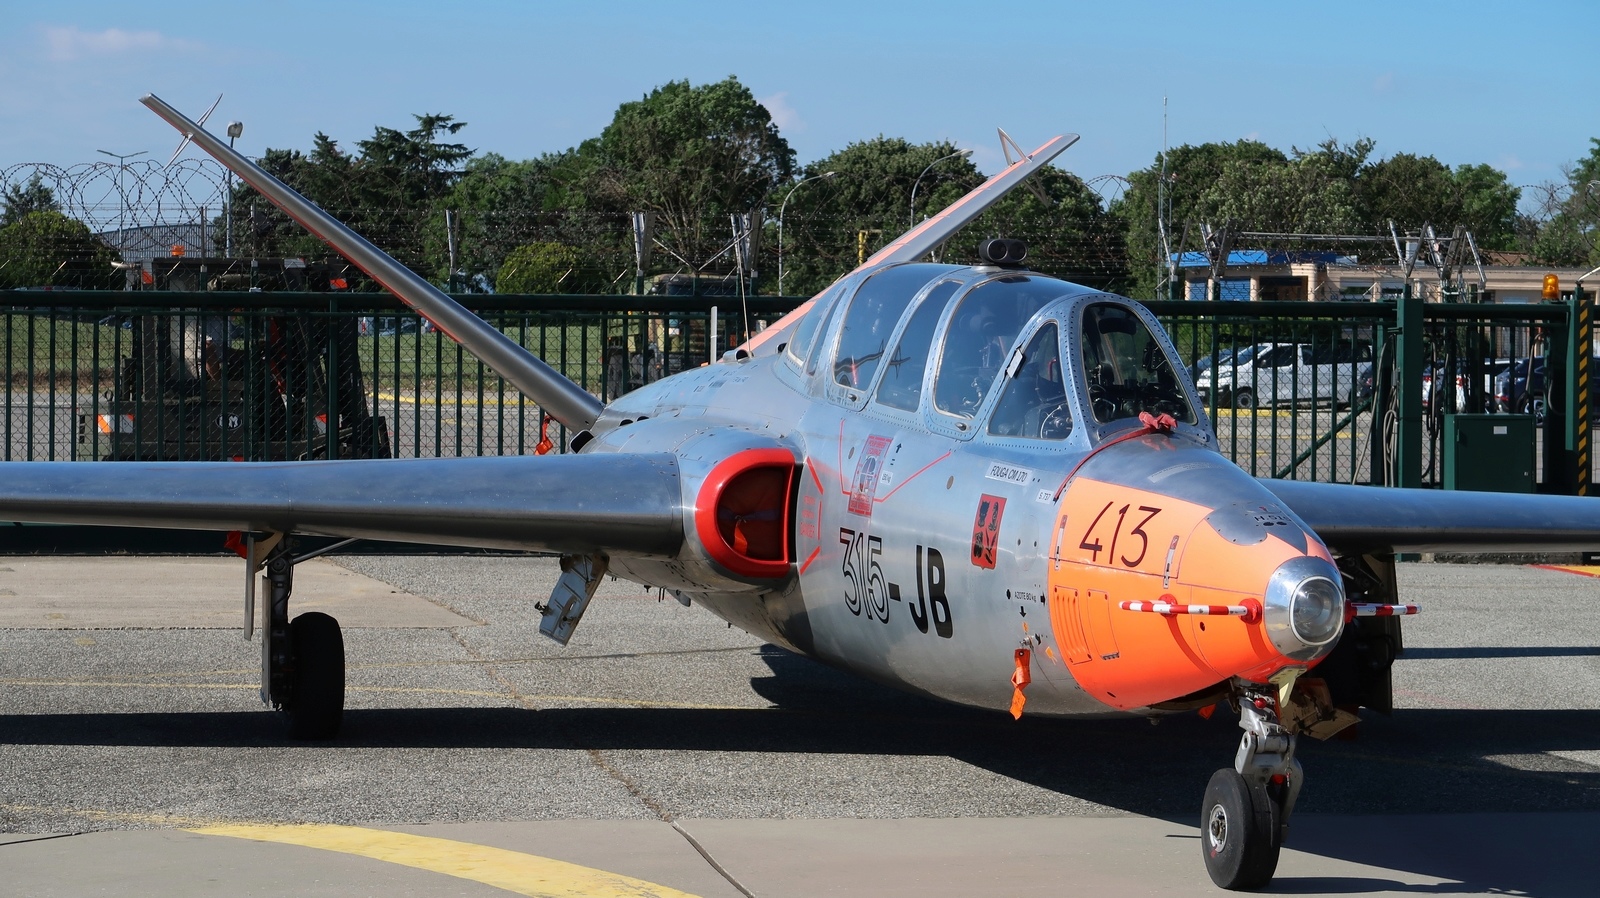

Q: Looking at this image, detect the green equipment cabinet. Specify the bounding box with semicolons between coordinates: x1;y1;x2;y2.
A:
1442;414;1536;493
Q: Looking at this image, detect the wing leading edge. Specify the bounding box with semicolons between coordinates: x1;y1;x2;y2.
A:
1263;478;1600;555
0;455;683;556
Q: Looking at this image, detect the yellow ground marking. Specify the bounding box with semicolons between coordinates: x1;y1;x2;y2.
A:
188;823;702;898
0;678;749;710
374;391;525;408
1533;564;1600;578
1212;408;1295;418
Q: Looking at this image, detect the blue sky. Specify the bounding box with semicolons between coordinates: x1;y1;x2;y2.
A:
2;1;1596;208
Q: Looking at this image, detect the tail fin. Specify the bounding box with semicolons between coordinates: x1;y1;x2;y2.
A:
141;93;604;432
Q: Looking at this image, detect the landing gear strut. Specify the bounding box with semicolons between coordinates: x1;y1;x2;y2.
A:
1202;682;1302;890
258;536;346;740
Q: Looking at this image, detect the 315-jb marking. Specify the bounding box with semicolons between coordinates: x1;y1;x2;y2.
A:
839;527;954;638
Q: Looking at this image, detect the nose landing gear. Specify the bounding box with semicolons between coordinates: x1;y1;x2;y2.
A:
1202;684;1302;890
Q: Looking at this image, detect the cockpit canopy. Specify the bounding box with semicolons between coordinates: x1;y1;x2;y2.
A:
786;263;1198;443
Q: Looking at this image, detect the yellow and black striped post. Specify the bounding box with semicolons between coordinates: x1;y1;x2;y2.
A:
1575;283;1592;496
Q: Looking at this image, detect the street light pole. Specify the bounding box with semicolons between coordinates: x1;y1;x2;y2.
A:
909;148;972;229
225;122;244;257
777;170;837;296
96;148;148;254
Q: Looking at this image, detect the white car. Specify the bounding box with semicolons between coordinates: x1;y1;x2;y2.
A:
1195;341;1369;409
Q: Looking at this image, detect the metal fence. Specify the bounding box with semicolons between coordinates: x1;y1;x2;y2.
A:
1146;299;1575;489
3;290;1588;492
3;291;796;463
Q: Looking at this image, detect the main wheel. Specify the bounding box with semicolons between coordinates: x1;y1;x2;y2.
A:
1201;768;1280;890
286;611;345;740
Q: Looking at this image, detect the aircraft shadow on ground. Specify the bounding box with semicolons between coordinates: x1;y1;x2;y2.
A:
3;647;1596;895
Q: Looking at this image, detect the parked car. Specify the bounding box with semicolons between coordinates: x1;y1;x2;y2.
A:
1189;346;1248;383
1194;341;1370;409
1421;358;1514;415
1492;356;1600;423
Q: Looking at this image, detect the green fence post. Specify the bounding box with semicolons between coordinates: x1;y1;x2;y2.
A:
1393;284;1423;488
326;294;339;460
1542;298;1570;493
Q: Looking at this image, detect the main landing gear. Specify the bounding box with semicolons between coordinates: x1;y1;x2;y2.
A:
254;535;346;740
1202;681;1303;890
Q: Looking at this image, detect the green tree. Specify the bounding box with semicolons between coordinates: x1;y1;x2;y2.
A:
2;175;61;227
1532;138;1600;266
496;241;584;293
0;210;119;289
774;137;982;295
1118;140;1288;297
588;77;794;267
444;151;622;289
1450;163;1520;251
219;114;473;281
1356;153;1520;250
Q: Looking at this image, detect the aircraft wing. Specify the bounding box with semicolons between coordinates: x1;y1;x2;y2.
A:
1261;478;1600;555
0;454;683;556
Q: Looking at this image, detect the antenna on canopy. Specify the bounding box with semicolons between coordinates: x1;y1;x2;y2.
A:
164;94;223;166
998;128;1053;206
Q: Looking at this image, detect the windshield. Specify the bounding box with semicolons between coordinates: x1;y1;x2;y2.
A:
1079;303;1195;425
933;276;1067;418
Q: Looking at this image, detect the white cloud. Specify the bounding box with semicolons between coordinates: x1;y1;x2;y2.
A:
760;92;805;133
43;26;196;62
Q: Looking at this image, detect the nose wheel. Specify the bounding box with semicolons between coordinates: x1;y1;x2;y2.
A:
1202;684;1301;890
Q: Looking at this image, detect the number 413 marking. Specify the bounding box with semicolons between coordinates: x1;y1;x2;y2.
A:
1079;501;1162;568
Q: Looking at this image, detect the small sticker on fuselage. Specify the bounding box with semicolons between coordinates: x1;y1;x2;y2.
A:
985;463;1032;486
971;494;1007;569
848;435;893;516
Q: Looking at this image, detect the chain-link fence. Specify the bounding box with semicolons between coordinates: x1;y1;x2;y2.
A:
3;291;796;463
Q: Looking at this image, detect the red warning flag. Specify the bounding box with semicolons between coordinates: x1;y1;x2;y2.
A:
1010;648;1032;719
534;415;555;455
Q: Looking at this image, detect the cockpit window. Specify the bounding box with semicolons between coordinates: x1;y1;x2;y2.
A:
933;277;1064;418
875;280;959;411
785;282;842;367
833;266;941;389
1079;302;1195;425
988;324;1071;440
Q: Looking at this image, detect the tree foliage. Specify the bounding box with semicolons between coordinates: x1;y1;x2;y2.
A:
1531;138;1600;267
0;210;118;289
2;175;61;227
586;77;794;266
1117;137;1526;297
496;241;585;294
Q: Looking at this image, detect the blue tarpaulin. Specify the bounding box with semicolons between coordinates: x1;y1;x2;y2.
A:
1173;250;1343;268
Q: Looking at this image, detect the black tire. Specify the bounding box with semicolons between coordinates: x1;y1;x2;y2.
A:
286;611;344;740
1233;389;1256;411
1517;395;1546;425
1201;768;1281;890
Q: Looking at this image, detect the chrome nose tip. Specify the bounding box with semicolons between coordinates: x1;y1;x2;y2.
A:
1263;555;1345;660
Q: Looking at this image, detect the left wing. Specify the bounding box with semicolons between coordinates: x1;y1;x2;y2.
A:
0;455;683;556
1262;478;1600;555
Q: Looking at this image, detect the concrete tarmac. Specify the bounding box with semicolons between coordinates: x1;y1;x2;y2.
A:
1;555;1597;896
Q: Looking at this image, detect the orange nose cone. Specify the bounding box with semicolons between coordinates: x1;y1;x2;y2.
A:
1046;476;1342;711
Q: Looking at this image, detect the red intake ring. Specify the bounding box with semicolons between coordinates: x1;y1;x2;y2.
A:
693;448;796;579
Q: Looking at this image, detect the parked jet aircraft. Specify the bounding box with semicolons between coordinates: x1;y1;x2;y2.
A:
4;95;1599;889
